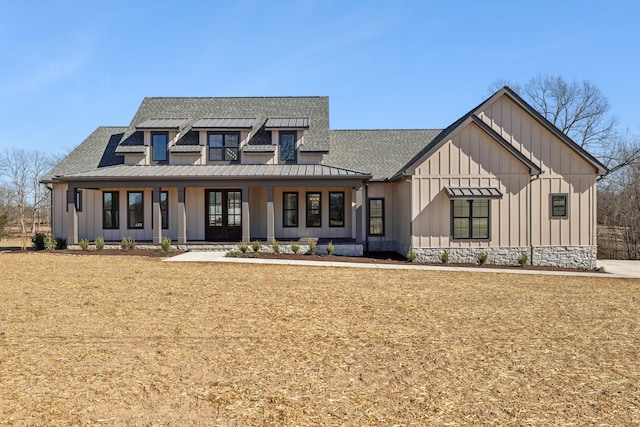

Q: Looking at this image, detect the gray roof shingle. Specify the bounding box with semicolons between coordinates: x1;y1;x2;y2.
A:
43;127;126;182
325;129;442;181
120;97;328;152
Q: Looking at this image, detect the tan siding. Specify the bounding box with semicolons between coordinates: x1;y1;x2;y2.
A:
186;188;204;240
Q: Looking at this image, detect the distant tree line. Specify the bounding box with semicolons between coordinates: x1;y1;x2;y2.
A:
0;148;61;238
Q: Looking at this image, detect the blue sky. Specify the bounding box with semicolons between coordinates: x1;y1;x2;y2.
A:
0;0;638;155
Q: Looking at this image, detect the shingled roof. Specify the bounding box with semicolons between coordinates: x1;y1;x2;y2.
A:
118;96;329;153
43;126;126;182
325;129;441;181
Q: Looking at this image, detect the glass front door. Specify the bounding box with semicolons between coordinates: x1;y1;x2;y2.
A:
205;189;242;241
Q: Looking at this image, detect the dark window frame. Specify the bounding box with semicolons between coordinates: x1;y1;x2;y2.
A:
160;191;169;229
550;193;568;218
451;199;490;240
283;192;299;228
329;191;345;227
74;188;83;212
151;132;168;163
279;131;297;163
306;192;322;228
102;191;120;230
207;131;240;163
127;191;144;230
368;198;385;236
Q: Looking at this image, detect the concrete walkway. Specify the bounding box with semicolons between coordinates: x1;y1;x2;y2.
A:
166;251;639;279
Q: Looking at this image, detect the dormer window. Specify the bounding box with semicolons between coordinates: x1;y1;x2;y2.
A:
152;132;168;162
208;132;240;162
279;132;297;163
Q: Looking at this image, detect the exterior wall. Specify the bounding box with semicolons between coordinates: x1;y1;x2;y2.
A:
171;152;205;165
478;95;597;247
124;153;147;166
243;153;276;165
410;123;530;249
185;188;205;241
298;153;323;164
392;180;412;256
366;182;397;252
274;186;354;240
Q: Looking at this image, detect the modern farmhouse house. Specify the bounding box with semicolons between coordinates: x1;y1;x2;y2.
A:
44;87;607;268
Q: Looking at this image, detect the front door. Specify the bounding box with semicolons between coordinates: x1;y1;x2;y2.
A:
205;189;242;241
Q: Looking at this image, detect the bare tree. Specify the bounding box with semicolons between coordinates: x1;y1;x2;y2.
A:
0;148;31;233
490;74;640;177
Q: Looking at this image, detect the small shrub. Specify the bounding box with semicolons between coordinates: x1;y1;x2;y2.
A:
291;242;300;254
238;241;249;254
251;240;262;253
44;235;57;250
161;237;172;254
79;239;89;251
309;240;317;254
477;251;488;265
32;232;47;250
121;237;136;250
406;249;417;262
326;241;335;255
440;250;449;264
517;252;528;266
271;239;280;254
95;236;105;251
55;237;67;250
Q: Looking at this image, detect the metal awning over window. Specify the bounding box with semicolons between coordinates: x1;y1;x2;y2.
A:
191;118;256;129
445;187;503;199
265;117;309;128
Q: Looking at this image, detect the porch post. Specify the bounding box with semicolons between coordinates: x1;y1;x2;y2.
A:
66;186;78;245
266;186;275;242
355;183;363;244
177;186;187;244
242;186;250;242
152;187;162;244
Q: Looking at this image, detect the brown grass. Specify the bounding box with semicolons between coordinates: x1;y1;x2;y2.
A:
1;250;639;425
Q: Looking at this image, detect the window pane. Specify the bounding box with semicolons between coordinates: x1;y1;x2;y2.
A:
368;199;384;235
306;193;321;227
103;192;112;210
284;192;298;227
152;134;167;162
329;192;344;227
551;195;567;217
280;132;296;162
160;192;169;229
369;218;381;235
225;134;239;147
453;200;469;217
209;148;223;161
284;193;297;209
453;218;469;239
225;147;239;161
472;218;488;239
128;192;143;229
285;211;298;227
473;200;489;217
208;134;223;148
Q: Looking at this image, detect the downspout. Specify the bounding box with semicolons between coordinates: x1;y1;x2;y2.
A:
405;176;413;256
529;170;544;265
364;183;369;252
46;184;53;234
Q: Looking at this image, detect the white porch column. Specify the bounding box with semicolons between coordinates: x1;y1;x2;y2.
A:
242;186;250;242
355;183;364;244
177;186;187;244
66;186;78;245
266;186;275;242
152;187;162;244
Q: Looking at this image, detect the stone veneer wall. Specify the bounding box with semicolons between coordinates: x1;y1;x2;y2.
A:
412;246;597;269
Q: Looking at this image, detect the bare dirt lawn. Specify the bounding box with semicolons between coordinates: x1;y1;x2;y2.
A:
1;248;639;425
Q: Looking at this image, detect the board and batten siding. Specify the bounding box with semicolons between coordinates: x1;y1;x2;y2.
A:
477;95;597;247
409;123;530;249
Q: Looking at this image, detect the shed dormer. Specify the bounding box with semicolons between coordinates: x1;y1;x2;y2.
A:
264;117;310;164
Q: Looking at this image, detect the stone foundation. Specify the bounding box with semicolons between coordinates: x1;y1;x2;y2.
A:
412;246;597;269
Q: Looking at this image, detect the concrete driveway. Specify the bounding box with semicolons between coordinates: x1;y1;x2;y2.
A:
597;260;640;278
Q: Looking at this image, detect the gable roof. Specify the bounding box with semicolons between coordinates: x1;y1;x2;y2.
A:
117;96;329;153
392;87;607;180
325;129;441;181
